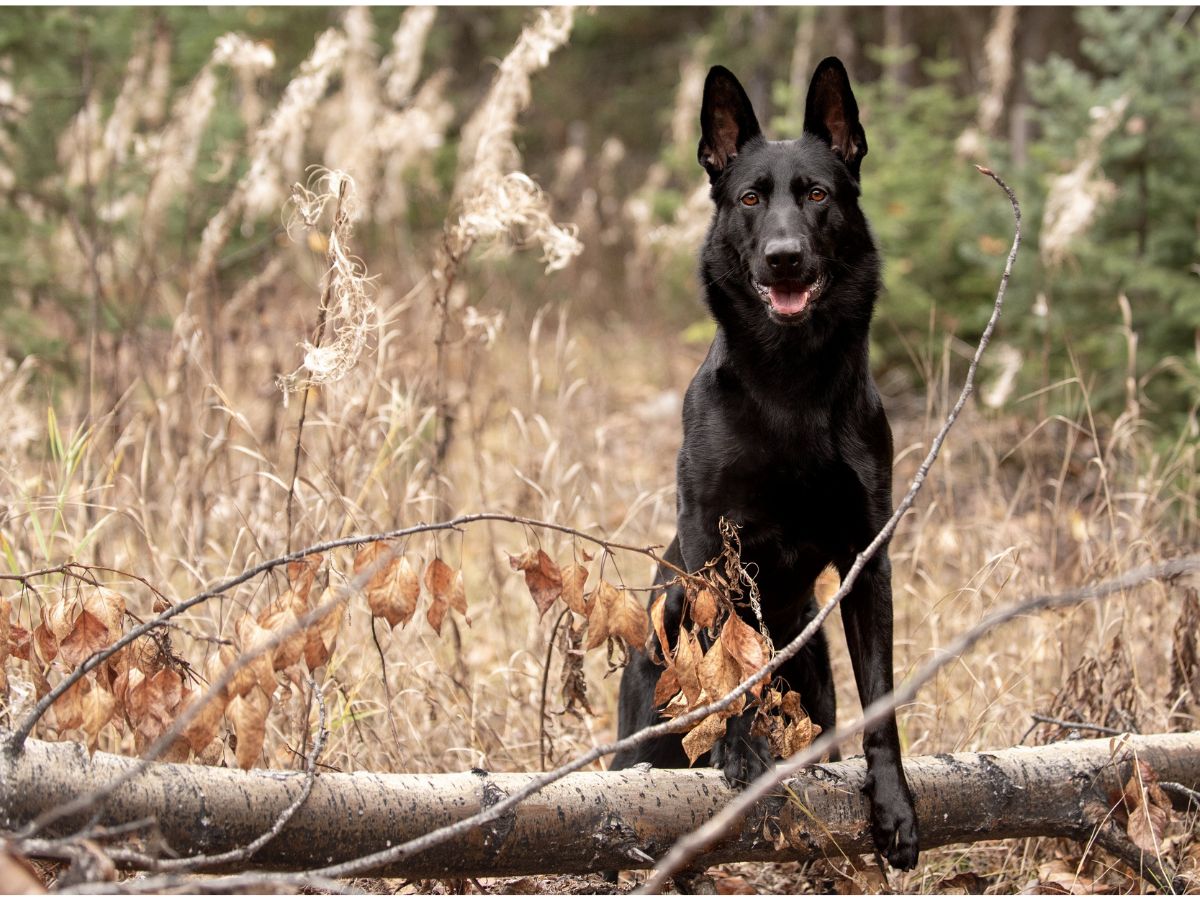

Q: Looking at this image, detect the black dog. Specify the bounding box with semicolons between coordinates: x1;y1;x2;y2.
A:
611;59;919;870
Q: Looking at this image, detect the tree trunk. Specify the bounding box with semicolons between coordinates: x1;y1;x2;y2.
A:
3;733;1199;878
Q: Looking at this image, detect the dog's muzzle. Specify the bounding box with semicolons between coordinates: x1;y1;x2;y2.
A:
754;274;828;318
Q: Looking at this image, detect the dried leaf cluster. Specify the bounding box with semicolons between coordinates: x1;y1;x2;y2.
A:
354;543;468;636
496;526;819;767
2;555;337;771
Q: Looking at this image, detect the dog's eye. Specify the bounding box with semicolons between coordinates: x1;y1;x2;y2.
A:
808;188;828;203
740;192;760;207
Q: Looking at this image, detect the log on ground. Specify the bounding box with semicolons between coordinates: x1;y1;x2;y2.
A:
2;732;1199;878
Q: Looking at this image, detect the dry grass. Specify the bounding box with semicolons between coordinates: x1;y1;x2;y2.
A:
1;10;1197;894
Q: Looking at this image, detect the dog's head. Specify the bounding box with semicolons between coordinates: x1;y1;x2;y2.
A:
697;59;877;331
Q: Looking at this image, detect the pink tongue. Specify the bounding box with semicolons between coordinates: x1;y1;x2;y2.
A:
769;285;811;315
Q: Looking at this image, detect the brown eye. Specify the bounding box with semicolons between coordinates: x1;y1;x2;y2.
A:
741;191;760;207
808;188;828;202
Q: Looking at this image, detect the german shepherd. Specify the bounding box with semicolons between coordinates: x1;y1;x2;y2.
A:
611;58;919;870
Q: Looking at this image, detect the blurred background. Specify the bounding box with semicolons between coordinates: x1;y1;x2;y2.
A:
1;6;1197;425
0;7;1198;891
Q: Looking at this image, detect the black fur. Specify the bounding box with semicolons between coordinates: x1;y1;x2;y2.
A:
610;58;919;871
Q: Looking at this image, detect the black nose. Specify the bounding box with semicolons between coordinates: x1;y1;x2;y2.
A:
764;240;803;273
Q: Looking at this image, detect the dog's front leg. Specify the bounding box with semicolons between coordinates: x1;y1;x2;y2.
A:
838;552;919;870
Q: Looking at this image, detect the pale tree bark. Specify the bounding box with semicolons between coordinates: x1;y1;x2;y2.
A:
4;733;1199;880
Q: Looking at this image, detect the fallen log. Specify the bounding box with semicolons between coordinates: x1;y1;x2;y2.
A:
3;732;1198;879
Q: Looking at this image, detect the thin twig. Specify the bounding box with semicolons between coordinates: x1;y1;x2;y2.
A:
1162;781;1200;809
539;606;571;771
368;615;403;752
55;870;358;895
286;178;348;552
1031;713;1125;737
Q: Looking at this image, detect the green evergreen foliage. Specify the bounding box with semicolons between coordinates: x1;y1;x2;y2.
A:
1023;8;1200;424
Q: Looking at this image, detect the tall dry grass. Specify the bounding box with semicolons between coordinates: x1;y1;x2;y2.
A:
0;8;1197;893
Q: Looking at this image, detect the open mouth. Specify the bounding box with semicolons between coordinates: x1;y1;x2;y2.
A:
754;274;828;318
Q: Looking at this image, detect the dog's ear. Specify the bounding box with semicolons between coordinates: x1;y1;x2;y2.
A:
804;57;868;179
698;66;762;182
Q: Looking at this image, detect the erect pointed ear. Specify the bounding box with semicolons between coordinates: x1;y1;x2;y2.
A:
698;66;762;183
804;57;868;179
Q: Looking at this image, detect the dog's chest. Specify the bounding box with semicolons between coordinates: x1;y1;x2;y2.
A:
730;449;860;546
683;417;865;563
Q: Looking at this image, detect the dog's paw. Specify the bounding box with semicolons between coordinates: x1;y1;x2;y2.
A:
862;771;920;870
709;719;771;787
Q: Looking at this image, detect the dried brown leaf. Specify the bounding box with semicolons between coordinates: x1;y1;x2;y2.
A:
660;691;690;720
44;594;76;641
127;667;184;751
52;676;86;732
258;607;306;670
126;634;162;674
186;654;233;754
584;580;619;651
234;614;276;694
559;618;592;715
933;872;991;895
699;636;744;714
353;541;386;580
303;601;344;670
509;549;563;618
424;557;458;635
80;679;116;751
653;665;681;708
184;691;228;755
59;609;111;669
714;874;757;895
9;624;31;662
449;569;468;617
363;554;419;630
260;588;307;620
674;628;704;708
814;565;841;603
682;711;727;765
608;586;649;649
0;848;46;893
691;586;718;631
720;613;769;698
770;692;817;758
1035;864;1109;895
287;553;324;602
82;587;125;639
649;593;671;666
1125;760;1173;853
228;684;271;771
423;567;469;633
33;623;58;664
561;562;590;616
222;644;256;698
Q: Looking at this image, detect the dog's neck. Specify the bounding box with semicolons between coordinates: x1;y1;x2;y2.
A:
702;280;876;395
